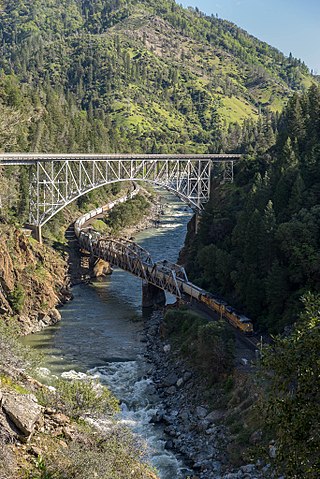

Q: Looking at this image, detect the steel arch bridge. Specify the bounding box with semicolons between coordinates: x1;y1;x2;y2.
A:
0;153;241;231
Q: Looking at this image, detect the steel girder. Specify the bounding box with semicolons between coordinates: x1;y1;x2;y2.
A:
79;233;187;297
0;154;240;226
27;158;211;226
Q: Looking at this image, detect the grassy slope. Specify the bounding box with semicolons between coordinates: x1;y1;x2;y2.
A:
0;0;316;155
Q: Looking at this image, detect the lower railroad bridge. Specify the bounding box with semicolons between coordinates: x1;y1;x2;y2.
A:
73;188;254;339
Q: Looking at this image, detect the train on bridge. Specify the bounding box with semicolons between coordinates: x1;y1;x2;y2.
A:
74;212;253;335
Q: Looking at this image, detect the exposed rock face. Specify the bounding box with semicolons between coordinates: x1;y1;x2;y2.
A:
0;226;71;334
93;259;113;278
2;393;43;439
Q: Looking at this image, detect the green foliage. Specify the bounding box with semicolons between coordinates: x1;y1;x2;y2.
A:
7;283;25;314
185;85;320;333
31;428;155;479
163;309;234;383
0;320;41;377
0;0;314;165
0;0;315;224
0;374;29;394
37;378;120;420
31;455;55;479
259;293;320;478
106;194;151;233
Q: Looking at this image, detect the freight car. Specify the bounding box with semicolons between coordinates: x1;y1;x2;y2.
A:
182;283;253;335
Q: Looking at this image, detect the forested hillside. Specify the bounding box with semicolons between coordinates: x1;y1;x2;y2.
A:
0;0;318;329
0;0;314;157
183;85;320;333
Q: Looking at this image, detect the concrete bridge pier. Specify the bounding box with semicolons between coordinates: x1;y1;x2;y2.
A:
142;282;166;308
195;213;201;234
25;224;42;243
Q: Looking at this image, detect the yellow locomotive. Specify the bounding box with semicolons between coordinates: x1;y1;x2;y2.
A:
182;283;254;335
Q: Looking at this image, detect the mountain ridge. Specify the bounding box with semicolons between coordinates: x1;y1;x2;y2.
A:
0;0;316;156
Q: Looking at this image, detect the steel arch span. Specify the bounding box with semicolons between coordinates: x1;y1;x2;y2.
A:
0;153;241;227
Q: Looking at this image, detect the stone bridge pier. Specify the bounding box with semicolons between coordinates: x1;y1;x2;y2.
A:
142;282;166;308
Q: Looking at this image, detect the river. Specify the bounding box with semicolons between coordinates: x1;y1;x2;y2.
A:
21;191;194;479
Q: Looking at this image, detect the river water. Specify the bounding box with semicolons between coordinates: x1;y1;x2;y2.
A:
22;192;193;479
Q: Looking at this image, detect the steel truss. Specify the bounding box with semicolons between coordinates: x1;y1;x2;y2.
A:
79;232;188;298
29;158;212;226
0;154;241;227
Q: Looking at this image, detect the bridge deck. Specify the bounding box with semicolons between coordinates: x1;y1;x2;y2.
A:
0;153;241;165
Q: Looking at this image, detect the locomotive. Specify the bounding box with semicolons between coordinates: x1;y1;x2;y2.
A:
182;282;254;335
74;202;253;335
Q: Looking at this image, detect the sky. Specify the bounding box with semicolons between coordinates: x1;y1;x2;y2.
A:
180;0;320;73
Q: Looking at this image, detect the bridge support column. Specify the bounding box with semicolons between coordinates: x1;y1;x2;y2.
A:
195;213;201;234
26;224;42;243
35;226;42;244
142;282;166;308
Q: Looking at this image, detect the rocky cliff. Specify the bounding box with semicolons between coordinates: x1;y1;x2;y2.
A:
0;226;71;335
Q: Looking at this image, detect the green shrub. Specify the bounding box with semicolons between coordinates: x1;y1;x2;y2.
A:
163;309;234;383
8;283;25;314
37;428;155;479
38;378;120;419
106;194;151;233
0;320;39;376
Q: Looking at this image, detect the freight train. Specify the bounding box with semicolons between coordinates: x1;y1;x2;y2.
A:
75;210;254;335
181;282;254;335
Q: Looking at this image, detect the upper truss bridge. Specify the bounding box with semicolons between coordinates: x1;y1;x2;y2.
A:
0;153;241;241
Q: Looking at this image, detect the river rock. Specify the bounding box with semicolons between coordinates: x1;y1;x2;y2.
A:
206;427;218;437
166;385;177;395
93;259;112;277
222;473;243;479
150;410;164;424
205;410;225;423
241;464;256;474
183;371;192;382
196;419;210;432
2;393;43;438
269;444;277;458
195;406;208;419
176;378;184;387
50;308;62;323
38;312;51;325
165;439;174;449
179;409;190;423
164;426;177;437
262;464;271;475
163;372;179;387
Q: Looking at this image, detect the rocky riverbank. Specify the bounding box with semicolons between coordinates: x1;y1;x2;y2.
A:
0;368;159;479
143;310;276;479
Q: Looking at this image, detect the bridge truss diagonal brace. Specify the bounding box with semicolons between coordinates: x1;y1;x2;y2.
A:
223;161;234;183
28;158;214;226
20;155;241;227
78;233;185;298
